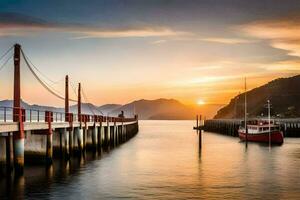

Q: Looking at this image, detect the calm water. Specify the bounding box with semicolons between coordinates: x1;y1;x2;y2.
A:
1;120;300;199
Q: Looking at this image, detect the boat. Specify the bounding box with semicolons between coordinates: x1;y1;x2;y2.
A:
238;120;284;144
238;78;284;145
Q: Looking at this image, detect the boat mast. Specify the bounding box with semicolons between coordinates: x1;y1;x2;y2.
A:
268;100;271;146
245;77;248;143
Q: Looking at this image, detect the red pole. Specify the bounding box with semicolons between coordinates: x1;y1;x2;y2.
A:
13;44;21;122
65;75;69;121
13;43;24;175
78;83;81;124
45;111;53;165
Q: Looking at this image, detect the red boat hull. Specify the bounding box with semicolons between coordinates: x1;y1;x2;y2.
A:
239;131;284;144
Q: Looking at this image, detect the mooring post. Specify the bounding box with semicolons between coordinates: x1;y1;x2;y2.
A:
107;116;110;146
121;119;124;143
111;121;114;146
59;129;63;155
111;120;115;146
74;127;83;153
92;123;98;151
199;115;202;149
123;124;127;142
101;122;105;147
118;125;121;143
13;43;25;175
64;75;70;158
97;120;102;149
77;83;84;153
83;123;87;151
46;133;53;165
62;128;69;159
114;119;117;146
69;127;74;155
103;126;108;148
5;133;12;172
67;113;74;155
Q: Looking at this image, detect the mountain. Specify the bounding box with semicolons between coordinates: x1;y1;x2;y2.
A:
0;99;63;112
110;98;223;120
0;98;223;120
98;104;122;115
70;103;102;115
110;98;189;120
214;75;300;119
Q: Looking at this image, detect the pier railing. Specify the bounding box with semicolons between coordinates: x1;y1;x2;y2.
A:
0;106;137;123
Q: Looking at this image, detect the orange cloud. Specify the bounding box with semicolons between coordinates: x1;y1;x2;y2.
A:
200;37;252;44
260;60;300;72
72;28;184;39
0;21;187;39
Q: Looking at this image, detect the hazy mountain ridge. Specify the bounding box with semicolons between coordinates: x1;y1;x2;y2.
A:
214;75;300;119
0;100;63;112
110;98;223;119
110;98;191;119
0;99;223;120
98;104;122;114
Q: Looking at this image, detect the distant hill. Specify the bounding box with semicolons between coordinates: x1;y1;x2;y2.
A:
214;75;300;119
98;104;122;115
110;98;223;120
110;98;190;120
70;103;102;115
0;98;223;120
0;99;63;112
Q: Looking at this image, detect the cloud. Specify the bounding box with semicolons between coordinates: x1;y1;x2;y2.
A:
72;28;183;39
0;12;187;39
240;15;300;57
191;65;222;71
151;39;167;45
199;37;252;44
188;75;237;84
260;60;300;72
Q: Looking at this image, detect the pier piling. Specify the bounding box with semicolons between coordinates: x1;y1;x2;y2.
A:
69;128;74;155
6;133;12;173
92;126;98;150
46;133;53;165
75;128;84;153
63;128;70;159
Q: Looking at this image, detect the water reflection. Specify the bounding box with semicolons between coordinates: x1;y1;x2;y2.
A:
0;146;114;199
1;121;300;199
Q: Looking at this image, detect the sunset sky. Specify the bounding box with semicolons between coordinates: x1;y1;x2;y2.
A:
0;0;300;107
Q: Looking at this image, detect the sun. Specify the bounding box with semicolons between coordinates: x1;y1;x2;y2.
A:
197;100;205;105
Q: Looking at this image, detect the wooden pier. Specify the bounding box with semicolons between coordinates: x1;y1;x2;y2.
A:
194;118;300;137
0;44;139;176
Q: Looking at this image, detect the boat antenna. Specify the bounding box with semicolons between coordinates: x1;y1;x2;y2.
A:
268;99;271;147
244;77;248;143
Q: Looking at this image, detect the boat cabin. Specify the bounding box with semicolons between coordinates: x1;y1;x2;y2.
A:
240;120;281;134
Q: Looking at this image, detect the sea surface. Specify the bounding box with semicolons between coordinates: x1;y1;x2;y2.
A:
1;120;300;199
